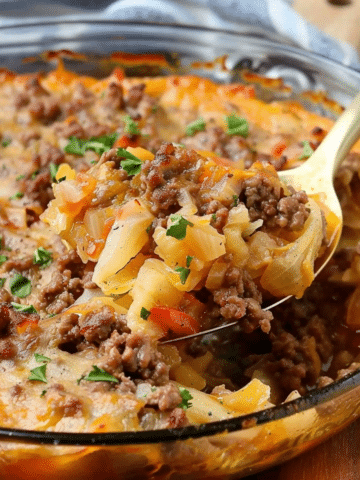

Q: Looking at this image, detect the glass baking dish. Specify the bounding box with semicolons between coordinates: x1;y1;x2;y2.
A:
1;19;360;480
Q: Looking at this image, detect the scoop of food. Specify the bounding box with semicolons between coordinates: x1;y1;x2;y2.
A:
41;143;331;342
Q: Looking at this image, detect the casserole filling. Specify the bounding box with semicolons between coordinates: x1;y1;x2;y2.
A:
0;60;359;432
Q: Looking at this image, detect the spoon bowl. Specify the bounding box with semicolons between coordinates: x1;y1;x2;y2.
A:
162;91;360;344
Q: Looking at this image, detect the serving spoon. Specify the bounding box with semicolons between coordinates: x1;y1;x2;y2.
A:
161;91;360;344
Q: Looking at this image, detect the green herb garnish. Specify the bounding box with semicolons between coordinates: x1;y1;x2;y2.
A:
49;163;59;182
16;174;25;181
9;192;24;200
28;364;47;383
178;388;193;410
225;113;249;137
34;353;51;363
299;140;314;160
0;278;5;288
232;195;239;207
185;117;206;136
11;302;37;314
0;255;7;266
174;266;190;285
2;139;11;148
64;132;118;156
31;170;39;180
211;213;217;222
40;390;47;397
166;215;194;240
117;148;142;176
33;247;52;269
140;307;151;320
186;256;193;268
123;115;141;135
79;365;119;384
9;273;31;298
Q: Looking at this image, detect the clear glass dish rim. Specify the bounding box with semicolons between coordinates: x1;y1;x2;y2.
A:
0;18;359;446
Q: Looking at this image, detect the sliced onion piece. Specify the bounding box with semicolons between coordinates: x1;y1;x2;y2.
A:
260;198;323;298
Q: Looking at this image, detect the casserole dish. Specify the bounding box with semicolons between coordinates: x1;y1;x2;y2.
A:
1;20;360;480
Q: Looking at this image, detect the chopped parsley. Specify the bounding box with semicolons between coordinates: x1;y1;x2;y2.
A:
123;115;141;135
16;174;25;181
78;365;119;384
2;139;11;148
211;213;217;222
34;353;51;363
299;140;314;160
225;113;249;137
186;256;193;268
185;117;206;136
140;307;151;320
178;388;193;410
11;302;37;314
0;278;5;288
28;364;47;383
33;247;53;269
64;132;119;156
49;163;59;182
31;170;39;180
166;215;194;240
232;195;239;207
40;390;47;397
9;192;24;200
57;176;66;183
47;313;56;318
117;148;142;176
151;387;157;392
9;273;31;298
0;255;7;266
174;266;190;285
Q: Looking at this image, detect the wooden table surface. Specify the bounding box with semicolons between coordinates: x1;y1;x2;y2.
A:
243;416;360;480
247;2;360;479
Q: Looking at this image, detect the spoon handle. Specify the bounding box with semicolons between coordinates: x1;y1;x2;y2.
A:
305;91;360;177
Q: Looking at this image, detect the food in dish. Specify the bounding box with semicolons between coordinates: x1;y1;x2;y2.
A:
0;57;359;434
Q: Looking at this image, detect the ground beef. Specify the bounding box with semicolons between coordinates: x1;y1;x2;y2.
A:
54;119;85;139
35;251;85;313
202;200;229;232
140;143;202;215
103;82;124;110
85;122;111;138
56;305;120;344
18;142;66;210
20;130;41;146
245;281;355;397
210;261;272;334
28;97;61;124
98;331;170;385
240;173;310;230
143;383;182;411
64;83;94;114
0;303;40;358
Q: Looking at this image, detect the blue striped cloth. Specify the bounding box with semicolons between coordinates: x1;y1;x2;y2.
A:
1;0;359;70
